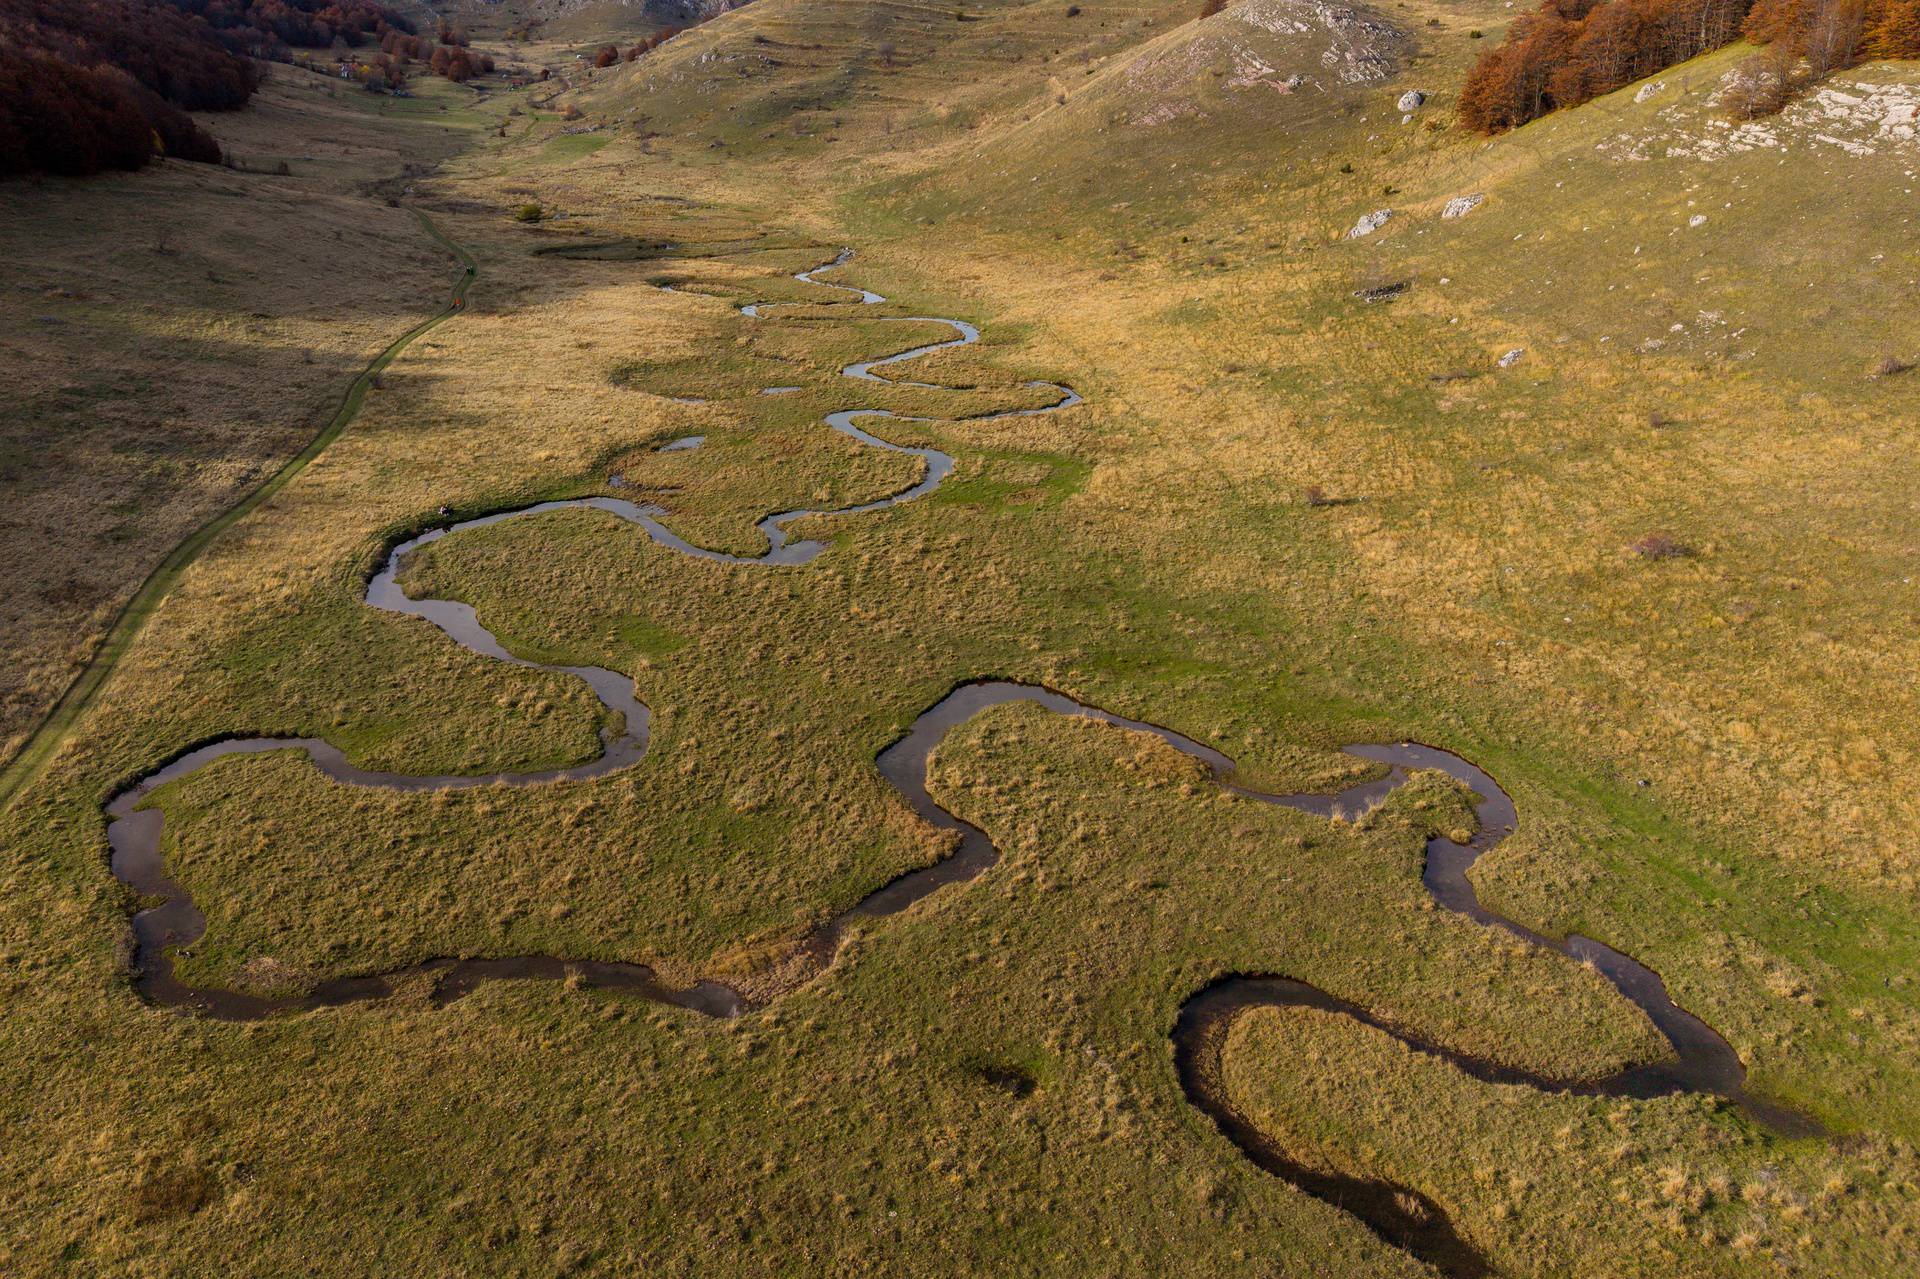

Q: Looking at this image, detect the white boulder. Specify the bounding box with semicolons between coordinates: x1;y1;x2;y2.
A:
1347;208;1393;238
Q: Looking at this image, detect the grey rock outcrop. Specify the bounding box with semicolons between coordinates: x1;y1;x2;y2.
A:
1346;208;1393;238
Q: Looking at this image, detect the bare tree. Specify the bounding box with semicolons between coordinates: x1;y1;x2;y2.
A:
1804;0;1866;77
1722;47;1792;119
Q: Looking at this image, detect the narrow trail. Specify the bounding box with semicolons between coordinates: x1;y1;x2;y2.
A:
98;249;1818;1277
0;210;477;811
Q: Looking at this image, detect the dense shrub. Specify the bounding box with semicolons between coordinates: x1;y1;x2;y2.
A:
1722;46;1793;115
1629;530;1694;559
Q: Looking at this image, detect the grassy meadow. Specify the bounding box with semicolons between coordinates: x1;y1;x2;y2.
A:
2;0;1920;1274
0;63;486;771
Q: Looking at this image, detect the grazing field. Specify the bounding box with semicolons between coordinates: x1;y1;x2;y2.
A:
0;64;485;771
3;0;1920;1275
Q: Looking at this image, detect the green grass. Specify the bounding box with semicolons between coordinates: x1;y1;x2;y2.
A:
539;133;614;164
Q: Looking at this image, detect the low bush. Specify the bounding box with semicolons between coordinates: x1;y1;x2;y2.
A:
1629;531;1694;559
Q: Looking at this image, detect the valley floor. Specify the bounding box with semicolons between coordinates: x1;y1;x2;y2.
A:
3;1;1920;1275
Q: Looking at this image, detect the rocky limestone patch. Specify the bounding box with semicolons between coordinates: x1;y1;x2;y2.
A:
1598;74;1920;162
1120;0;1406;127
1346;208;1392;237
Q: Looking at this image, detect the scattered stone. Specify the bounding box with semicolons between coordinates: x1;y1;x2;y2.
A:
1688;213;1708;227
1497;347;1526;368
1347;208;1393;238
1632;79;1665;105
1441;193;1484;219
1353;280;1410;302
1606;76;1920;162
1397;89;1426;112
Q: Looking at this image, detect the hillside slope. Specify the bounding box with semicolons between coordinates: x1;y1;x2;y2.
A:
0;66;484;768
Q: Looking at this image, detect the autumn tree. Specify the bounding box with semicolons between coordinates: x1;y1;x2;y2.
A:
0;0;244;175
1866;0;1920;54
170;0;416;58
1458;10;1579;132
1461;0;1778;134
1740;0;1903;105
1805;0;1868;73
1743;0;1818;44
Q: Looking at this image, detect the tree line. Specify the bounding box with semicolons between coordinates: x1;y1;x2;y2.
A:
358;28;495;89
166;0;412;62
592;29;685;68
1460;0;1920;133
0;0;478;176
1;0;256;176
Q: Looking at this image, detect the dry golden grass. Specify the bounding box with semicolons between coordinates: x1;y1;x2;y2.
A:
0;65;481;767
5;1;1920;1274
1223;1006;1920;1275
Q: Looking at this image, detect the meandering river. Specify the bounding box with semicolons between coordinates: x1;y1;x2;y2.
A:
104;248;1815;1277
